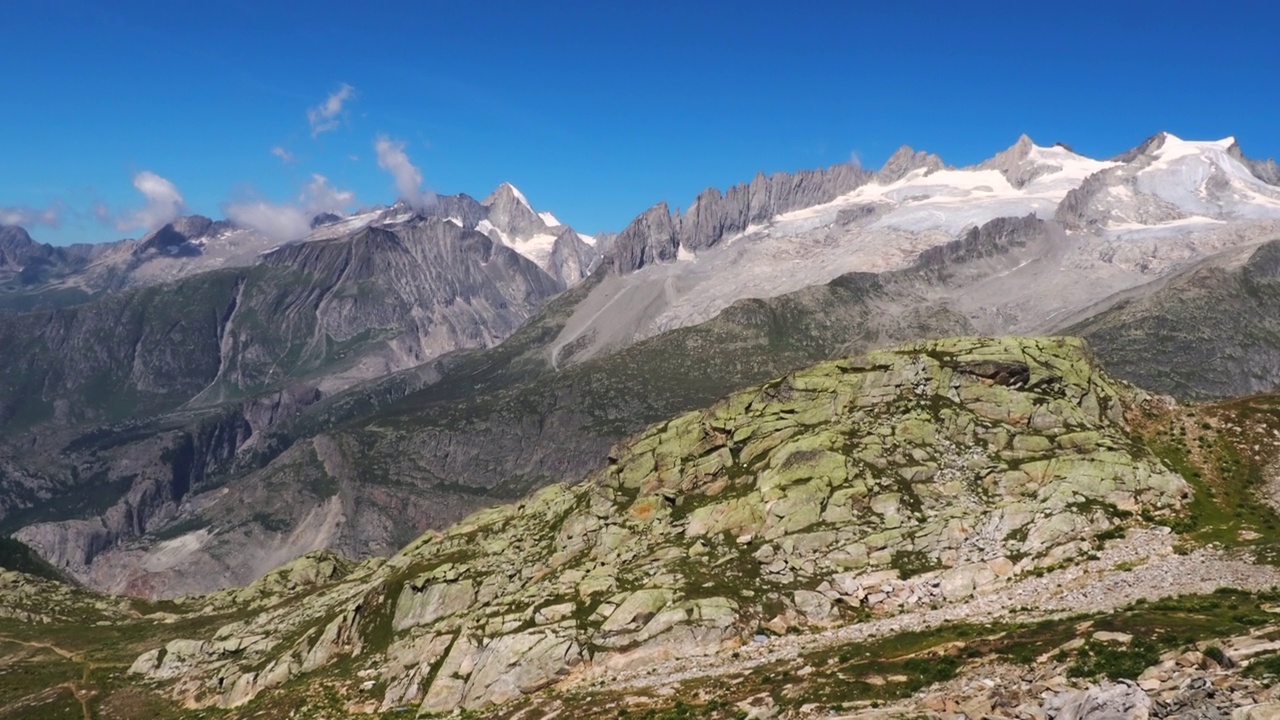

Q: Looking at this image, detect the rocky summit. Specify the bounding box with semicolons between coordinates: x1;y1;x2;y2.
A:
108;336;1190;714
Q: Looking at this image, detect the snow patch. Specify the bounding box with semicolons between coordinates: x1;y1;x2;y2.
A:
506;232;559;268
1108;216;1228;234
538;211;561;227
475;219;510;245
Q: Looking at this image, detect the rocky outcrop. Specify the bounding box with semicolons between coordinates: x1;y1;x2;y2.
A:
607;202;679;272
1055;167;1116;230
547;228;598;288
128;337;1187;713
976;134;1055;188
914;214;1048;271
1229;140;1280;186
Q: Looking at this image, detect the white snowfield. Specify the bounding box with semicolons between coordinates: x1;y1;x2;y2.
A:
765;142;1117;238
1129;134;1280;220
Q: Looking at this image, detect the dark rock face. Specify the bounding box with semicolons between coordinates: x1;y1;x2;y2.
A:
0;225;41;268
957;360;1032;387
1228;140;1280;186
607;202;678;272
914;214;1046;270
547;228;598;288
1055;170;1110;230
1108;131;1169;163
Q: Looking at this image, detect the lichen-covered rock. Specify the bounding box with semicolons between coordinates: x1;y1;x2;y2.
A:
128;336;1189;714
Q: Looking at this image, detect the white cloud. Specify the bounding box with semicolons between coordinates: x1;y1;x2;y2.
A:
225;174;356;242
271;146;295;163
302;173;354;211
117;171;185;232
0;203;61;228
226;201;311;243
308;83;355;137
374;135;435;211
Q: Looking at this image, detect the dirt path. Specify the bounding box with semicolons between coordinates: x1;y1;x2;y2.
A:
0;634;82;661
0;635;94;718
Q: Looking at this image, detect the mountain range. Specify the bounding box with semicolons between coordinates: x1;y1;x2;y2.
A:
8;129;1280;717
2;131;1280;602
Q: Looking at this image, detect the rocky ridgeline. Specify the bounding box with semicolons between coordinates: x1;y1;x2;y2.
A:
127;337;1189;714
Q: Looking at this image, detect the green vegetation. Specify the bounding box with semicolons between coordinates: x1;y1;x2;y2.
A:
0;537;67;582
1067;638;1161;680
1137;395;1280;561
889;549;942;579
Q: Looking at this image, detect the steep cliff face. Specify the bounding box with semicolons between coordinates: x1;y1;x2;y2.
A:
606;202;679;273
606;162;873;273
0;217;562;429
124;337;1188;713
0;217;569;587
676;162;874;254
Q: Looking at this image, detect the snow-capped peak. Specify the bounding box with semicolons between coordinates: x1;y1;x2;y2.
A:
1150;134;1238;163
1071;133;1280;235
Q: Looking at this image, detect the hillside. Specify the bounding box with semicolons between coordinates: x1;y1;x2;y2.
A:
16;336;1280;718
135;335;1195;712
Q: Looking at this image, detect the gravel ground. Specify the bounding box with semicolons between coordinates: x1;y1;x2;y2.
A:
572;528;1280;692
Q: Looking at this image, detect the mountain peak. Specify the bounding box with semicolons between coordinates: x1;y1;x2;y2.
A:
0;224;35;246
877;145;944;184
1110;132;1170;163
483;182;533;211
975;133;1053;188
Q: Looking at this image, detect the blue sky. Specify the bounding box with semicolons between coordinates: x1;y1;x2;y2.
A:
2;0;1278;245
